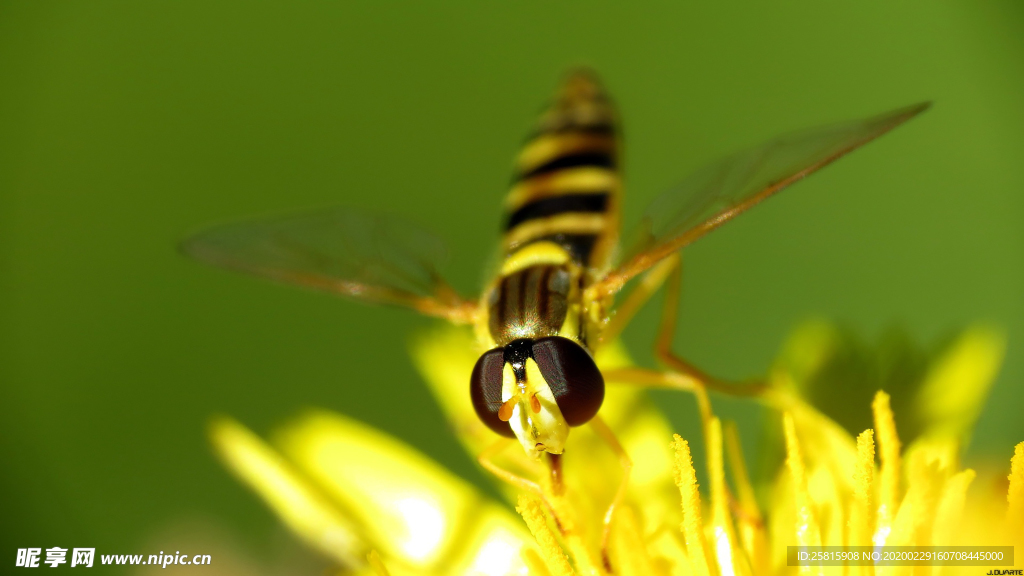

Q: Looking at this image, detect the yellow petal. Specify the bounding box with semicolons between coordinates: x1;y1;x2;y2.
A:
886;451;942;551
772;377;859;493
208;416;366;566
367;550;393;576
272;410;533;574
770;319;840;387
409;325;494;455
610;505;657;576
931;468;975;545
913;325;1005;444
807;465;844;545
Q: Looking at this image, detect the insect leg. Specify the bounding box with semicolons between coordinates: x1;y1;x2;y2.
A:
414;291;479;325
589;414;632;573
477;438;564;531
477;438;544;495
601;367;716;435
599;253;679;347
652;255;766;397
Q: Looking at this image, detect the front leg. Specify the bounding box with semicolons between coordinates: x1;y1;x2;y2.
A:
652;255;766;397
477;438;566;534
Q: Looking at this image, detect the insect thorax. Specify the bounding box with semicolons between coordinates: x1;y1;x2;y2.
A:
487;262;575;346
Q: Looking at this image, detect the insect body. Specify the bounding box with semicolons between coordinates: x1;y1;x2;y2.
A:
182;70;928;565
471;74;620;457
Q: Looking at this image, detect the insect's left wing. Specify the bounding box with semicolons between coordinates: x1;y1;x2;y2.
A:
181;207;477;323
593;102;930;296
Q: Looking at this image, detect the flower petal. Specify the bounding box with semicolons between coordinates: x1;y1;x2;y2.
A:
271;410;533;574
409;325;495;456
912;325;1005;445
208;416;366;566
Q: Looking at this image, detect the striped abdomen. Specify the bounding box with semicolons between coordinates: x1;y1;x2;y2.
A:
501;71;621;272
482;71;620;348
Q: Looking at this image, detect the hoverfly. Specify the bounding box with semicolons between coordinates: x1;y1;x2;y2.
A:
183;70;927;566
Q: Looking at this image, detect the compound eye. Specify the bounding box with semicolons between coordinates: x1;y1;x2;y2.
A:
469;347;515;437
531;337;604;426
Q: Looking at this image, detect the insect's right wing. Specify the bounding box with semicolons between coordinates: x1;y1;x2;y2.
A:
593;102;930;296
180;207;477;324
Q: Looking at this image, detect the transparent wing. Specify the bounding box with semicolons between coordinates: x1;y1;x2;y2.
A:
602;102;930;293
180;207;475;322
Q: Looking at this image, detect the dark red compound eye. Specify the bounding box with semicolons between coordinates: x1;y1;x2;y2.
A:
469;347;515;437
531;336;604;426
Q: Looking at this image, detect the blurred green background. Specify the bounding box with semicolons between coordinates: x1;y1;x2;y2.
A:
2;0;1022;571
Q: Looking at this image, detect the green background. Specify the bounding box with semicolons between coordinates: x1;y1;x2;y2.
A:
2;1;1022;570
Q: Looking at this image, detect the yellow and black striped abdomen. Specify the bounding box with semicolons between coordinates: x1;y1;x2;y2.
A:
501;71;620;273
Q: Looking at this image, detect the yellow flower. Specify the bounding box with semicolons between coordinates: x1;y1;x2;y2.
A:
210;323;1023;576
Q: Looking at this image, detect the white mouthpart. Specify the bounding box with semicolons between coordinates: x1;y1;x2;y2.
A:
503;359;569;457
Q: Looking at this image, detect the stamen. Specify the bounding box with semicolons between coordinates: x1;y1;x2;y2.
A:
1007;441;1024;532
672;434;712;576
498;398;517;421
872;391;901;544
516;495;574;576
530;392;542;414
706;417;739;576
783;413;821;549
544;491;601;575
851;430;875;549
